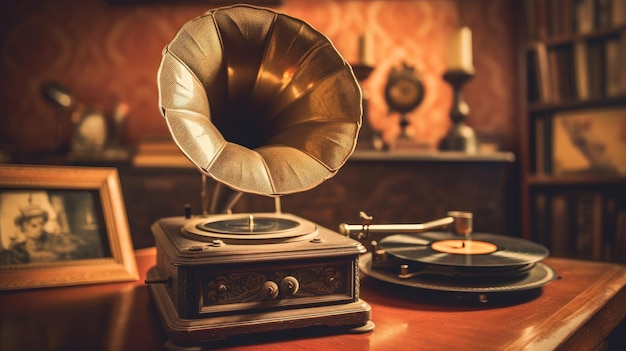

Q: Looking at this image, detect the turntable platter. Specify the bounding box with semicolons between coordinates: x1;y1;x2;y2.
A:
182;212;318;243
359;254;557;294
201;216;299;234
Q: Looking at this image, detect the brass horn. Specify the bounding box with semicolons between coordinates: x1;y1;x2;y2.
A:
158;5;362;212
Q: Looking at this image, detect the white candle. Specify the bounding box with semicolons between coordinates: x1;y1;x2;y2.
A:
359;31;375;66
447;27;474;72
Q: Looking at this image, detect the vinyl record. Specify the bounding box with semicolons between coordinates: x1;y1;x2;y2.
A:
359;254;557;294
379;232;549;269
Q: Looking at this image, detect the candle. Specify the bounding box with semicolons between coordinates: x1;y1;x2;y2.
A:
447;27;474;73
359;31;375;66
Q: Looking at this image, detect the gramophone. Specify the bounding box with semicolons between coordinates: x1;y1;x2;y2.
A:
145;5;373;347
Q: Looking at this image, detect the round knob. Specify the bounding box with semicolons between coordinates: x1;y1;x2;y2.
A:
280;276;300;296
261;281;279;300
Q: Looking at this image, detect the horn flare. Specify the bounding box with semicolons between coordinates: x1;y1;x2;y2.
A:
158;5;362;196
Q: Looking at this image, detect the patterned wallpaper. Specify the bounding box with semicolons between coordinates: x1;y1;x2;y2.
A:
0;0;519;156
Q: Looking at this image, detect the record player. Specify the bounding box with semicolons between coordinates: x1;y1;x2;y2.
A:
340;211;557;303
145;5;373;348
148;211;373;346
145;4;557;348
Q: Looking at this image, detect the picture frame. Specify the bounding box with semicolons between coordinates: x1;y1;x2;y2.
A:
551;107;626;176
0;165;138;290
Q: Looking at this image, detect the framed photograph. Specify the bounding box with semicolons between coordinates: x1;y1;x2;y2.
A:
552;107;626;176
0;165;138;290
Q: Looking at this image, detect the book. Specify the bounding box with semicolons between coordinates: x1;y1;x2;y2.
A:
548;47;562;102
135;136;180;153
550;193;571;257
132;152;192;168
621;32;626;95
604;37;622;96
602;196;618;261
616;209;626;263
575;0;595;33
612;0;626;25
595;0;613;28
534;43;553;103
586;40;606;99
561;0;575;35
544;114;554;174
548;0;564;36
533;192;550;247
572;191;604;260
527;51;541;103
573;40;590;99
534;117;546;174
536;0;550;39
525;0;538;40
132;136;192;168
533;114;554;174
559;45;577;100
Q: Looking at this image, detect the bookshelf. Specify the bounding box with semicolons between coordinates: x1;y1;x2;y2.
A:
520;0;626;262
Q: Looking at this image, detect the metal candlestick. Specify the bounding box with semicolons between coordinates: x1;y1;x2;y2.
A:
439;70;477;153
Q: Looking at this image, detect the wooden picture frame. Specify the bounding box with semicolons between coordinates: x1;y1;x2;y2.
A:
0;165;138;290
552;107;626;176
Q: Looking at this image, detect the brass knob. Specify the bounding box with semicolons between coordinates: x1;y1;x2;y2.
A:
261;281;279;300
280;276;300;296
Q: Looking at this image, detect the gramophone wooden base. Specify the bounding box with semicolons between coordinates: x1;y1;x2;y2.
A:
147;267;374;346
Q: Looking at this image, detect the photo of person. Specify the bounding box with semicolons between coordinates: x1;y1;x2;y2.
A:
0;190;110;266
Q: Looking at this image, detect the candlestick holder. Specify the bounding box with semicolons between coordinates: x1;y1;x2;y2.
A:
439;69;477;153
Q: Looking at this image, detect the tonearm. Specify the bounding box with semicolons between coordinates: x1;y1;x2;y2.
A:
339;211;473;240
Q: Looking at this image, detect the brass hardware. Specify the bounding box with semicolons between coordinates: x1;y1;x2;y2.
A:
157;5;362;212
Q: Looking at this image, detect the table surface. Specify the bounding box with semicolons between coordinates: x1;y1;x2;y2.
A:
1;247;625;351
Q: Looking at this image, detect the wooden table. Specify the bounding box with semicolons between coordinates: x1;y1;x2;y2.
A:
1;247;625;351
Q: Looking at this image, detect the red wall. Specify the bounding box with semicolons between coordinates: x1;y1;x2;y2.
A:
0;0;519;156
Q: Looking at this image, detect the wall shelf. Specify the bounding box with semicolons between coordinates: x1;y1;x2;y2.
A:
519;0;626;263
350;150;515;163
